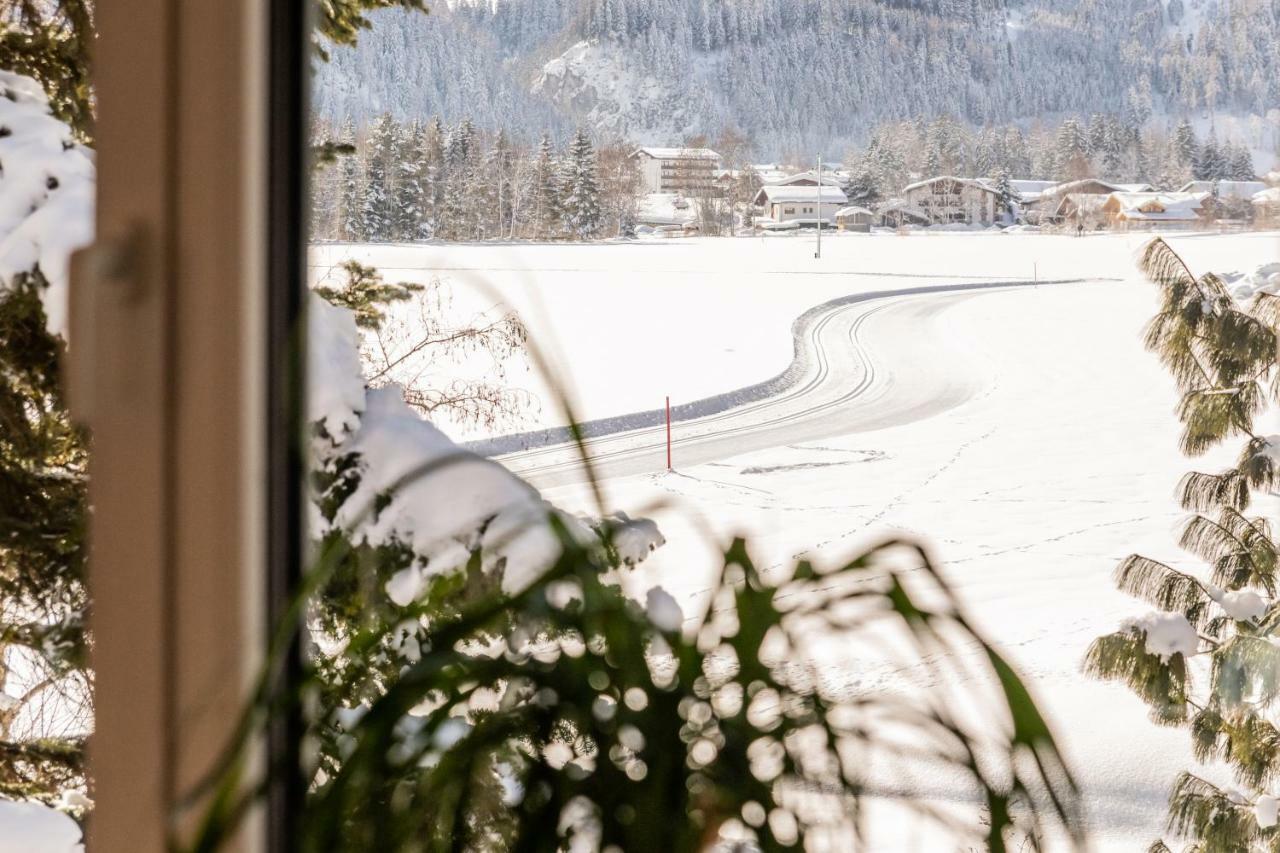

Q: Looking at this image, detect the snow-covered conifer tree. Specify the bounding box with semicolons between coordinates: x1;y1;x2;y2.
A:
388;120;422;242
533;133;561;238
338;117;366;242
361;113;399;241
560;129;602;240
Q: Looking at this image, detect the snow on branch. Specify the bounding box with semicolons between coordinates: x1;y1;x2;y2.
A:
0;71;95;339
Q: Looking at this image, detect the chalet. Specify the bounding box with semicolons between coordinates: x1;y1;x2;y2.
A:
1051;193;1110;229
900;176;1000;225
753;185;847;224
1178;180;1267;200
630;147;721;194
835;206;875;231
1101;192;1208;230
1253;187;1280;225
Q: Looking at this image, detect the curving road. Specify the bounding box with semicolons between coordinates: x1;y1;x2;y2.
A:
491;278;1097;490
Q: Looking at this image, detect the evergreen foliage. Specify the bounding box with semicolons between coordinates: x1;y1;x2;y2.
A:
0;1;93;140
1089;239;1280;851
560;129;602;239
313;260;424;329
0;274;88;803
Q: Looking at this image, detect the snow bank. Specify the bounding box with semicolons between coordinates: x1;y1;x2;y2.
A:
0;71;95;339
1228;262;1280;300
0;799;83;853
308;294;366;444
1125;612;1199;662
307;292;665;601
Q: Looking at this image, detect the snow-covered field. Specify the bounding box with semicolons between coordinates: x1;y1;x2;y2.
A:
313;230;1280;849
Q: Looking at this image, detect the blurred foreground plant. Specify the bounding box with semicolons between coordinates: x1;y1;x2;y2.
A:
188;464;1081;850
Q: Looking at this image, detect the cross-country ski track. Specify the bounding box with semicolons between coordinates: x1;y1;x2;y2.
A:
481;277;1104;489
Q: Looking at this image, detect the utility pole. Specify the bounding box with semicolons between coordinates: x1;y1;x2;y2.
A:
815;153;823;259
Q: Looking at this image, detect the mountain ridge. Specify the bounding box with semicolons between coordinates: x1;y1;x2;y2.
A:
312;0;1280;158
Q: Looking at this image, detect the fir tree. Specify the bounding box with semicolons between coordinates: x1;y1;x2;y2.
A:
391;120;424;242
533;133;562;239
421;117;446;238
561;128;602;240
991;168;1017;221
1055;116;1091;180
1089;239;1280;852
1171;119;1199;182
361;112;399;241
1229;145;1256;181
338;117;366;242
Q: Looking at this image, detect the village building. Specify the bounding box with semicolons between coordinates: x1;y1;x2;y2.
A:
899;176;1000;225
1027;179;1151;221
752;185;847;224
835;206;876;231
1101;192;1208;230
1051;194;1110;230
1253;187;1280;225
630;147;721;194
1177;180;1267;200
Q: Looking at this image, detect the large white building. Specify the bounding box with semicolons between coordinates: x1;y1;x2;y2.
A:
630;147;721;194
900;176;1001;225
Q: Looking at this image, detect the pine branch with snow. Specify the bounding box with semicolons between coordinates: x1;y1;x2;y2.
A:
1089;239;1280;851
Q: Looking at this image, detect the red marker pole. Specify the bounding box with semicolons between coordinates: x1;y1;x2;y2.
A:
665;396;672;471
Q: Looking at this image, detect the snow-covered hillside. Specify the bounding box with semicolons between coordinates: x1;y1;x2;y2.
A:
313;0;1280;155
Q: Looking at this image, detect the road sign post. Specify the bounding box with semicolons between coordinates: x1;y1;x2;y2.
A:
666;396;672;471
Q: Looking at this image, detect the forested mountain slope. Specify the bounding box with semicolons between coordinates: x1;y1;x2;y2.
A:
312;0;1280;156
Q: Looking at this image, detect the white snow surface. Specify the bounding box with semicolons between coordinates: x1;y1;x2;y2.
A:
1127;611;1199;662
329;384;562;593
0;800;82;853
1258;795;1279;829
644;586;683;632
0;72;94;339
1220;589;1267;622
308;298;666;600
312;231;1280;849
308;294;367;444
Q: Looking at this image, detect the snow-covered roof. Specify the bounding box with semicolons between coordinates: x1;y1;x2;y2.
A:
1104;191;1207;221
1039;179;1127;198
754;185;848;205
1178;180;1267;199
1253;187;1280;206
1054;193;1110;215
1113;183;1155;193
1009;179;1055;201
768;169;846;186
1010;179;1056;194
901;176;998;195
632;147;720;161
835;205;874;217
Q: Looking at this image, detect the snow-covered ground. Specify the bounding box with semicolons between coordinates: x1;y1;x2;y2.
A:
314;230;1280;849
